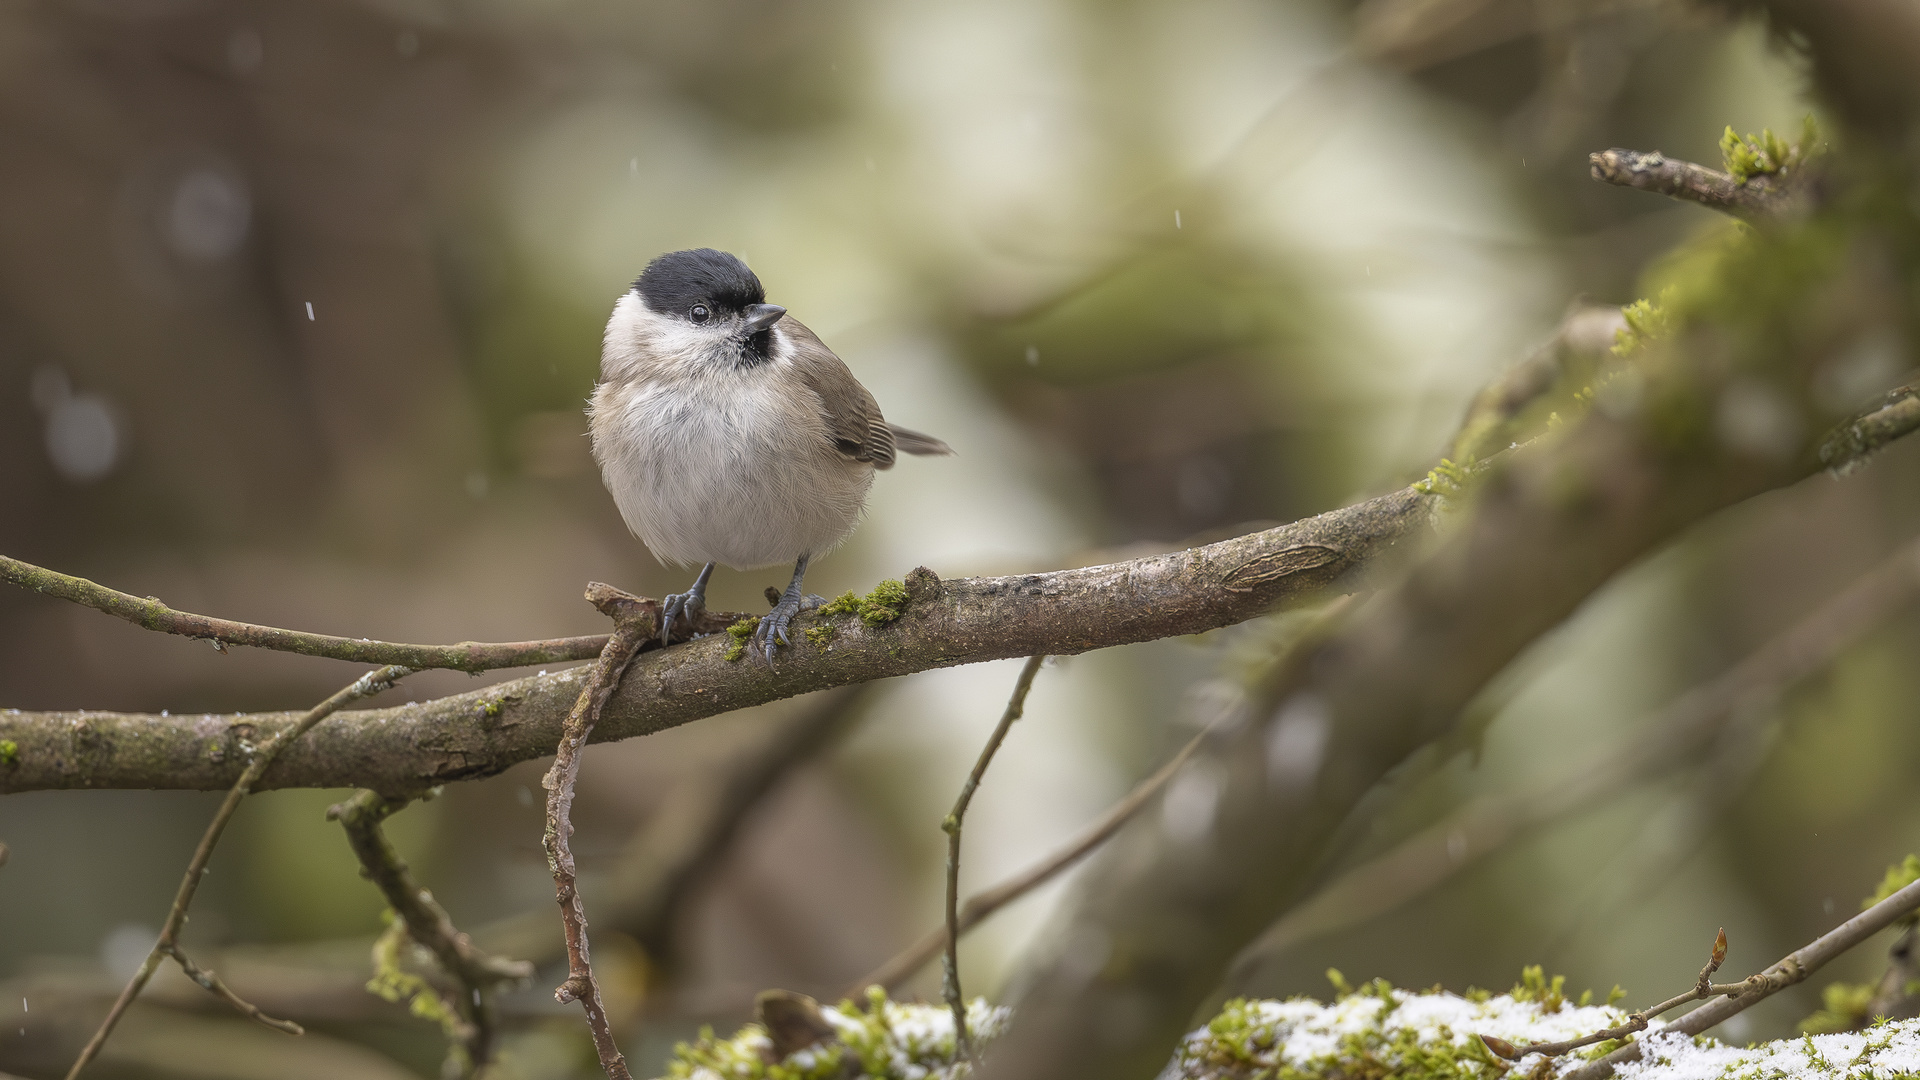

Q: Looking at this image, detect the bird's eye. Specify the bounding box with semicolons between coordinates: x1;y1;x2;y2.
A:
690;304;710;323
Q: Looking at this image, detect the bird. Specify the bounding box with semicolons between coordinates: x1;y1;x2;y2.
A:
588;248;952;661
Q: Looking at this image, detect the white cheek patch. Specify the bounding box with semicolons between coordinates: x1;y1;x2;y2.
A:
614;293;759;374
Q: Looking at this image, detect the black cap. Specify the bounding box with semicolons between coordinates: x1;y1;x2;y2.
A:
633;249;766;319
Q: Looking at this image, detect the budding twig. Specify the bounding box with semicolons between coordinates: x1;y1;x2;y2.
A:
65;664;414;1079
1481;928;1732;1061
1480;874;1920;1080
942;655;1047;1059
1588;149;1797;220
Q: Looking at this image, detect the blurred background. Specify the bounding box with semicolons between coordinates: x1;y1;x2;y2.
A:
2;0;1918;1075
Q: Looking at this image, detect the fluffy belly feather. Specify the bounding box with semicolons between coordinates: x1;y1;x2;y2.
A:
591;375;872;570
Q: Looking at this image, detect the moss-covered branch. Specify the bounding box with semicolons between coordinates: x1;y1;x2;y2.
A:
0;486;1429;794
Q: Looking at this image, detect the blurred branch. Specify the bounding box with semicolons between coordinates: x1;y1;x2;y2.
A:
1588;148;1800;220
851;724;1211;999
1865;925;1920;1023
0;553;744;673
942;655;1046;1058
0;485;1432;794
1238;525;1920;963
1449;305;1624;464
975;211;1920;1077
1562;876;1920;1080
328;790;534;1076
66;665;412;1080
543;584;651;1080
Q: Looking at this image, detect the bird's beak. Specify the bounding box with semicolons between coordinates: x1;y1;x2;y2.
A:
742;304;786;333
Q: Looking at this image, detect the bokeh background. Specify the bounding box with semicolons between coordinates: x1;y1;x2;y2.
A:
3;0;1918;1076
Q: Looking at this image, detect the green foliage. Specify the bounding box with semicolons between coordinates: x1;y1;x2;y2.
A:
1412;458;1473;498
819;580;912;627
1612;290;1678;357
804;623;836;646
364;913;468;1072
1864;854;1920;923
1801;855;1920;1033
1719;116;1820;183
0;739;16;767
662;986;1010;1080
1175;980;1586;1080
1509;966;1566;1013
725;617;757;662
1800;980;1877;1035
1327;969;1355;998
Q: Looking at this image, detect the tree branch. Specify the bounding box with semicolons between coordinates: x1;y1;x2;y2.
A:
1588;149;1798;220
975;261;1920;1075
943;655;1046;1058
850;723;1209;999
328;790;533;1074
0;553;746;673
1561;875;1920;1080
1234;525;1920;965
544;584;653;1080
0;486;1431;794
65;665;412;1079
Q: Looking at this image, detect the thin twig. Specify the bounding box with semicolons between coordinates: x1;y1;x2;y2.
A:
544;584;658;1080
851;724;1208;998
160;943;302;1034
0;553;749;672
468;687;869;976
1559;875;1920;1080
942;655;1046;1058
64;663;413;1079
1588;148;1798;220
329;789;534;1074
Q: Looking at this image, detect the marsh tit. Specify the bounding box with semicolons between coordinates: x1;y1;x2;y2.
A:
589;248;951;660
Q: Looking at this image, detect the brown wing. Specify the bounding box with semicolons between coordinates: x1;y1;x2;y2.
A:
782;317;899;469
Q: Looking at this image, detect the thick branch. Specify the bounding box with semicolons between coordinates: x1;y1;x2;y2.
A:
0;487;1430;794
1588;149;1797;219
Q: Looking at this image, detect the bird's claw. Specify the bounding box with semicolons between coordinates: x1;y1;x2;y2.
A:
661;589;708;644
752;593;822;663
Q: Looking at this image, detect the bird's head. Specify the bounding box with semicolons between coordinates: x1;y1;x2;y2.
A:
612;248;787;373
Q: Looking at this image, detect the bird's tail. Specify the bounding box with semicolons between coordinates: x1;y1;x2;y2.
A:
887;423;954;456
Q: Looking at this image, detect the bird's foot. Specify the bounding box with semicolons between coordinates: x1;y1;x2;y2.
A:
661;589;709;644
752;593;824;662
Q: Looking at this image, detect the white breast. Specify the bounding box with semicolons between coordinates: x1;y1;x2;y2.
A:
589;358;873;571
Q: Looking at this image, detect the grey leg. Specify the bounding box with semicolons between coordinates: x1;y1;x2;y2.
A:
753;554;815;662
662;562;715;644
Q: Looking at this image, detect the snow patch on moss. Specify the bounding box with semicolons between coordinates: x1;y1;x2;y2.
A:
1161;980;1646;1080
660;992;1011;1080
1619;1022;1920;1080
